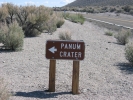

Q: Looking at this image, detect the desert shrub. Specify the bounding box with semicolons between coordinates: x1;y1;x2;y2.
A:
70;14;79;23
0;24;8;43
105;31;113;36
0;6;8;23
0;77;11;100
0;4;61;37
56;18;64;28
122;5;131;12
99;10;106;13
63;13;85;24
55;13;65;28
101;6;108;11
110;7;116;12
76;14;85;24
59;30;71;40
82;8;87;12
116;9;123;13
46;12;66;34
0;21;24;51
44;16;57;35
62;13;70;19
115;29;131;45
125;40;133;65
5;3;17;24
87;8;95;13
129;10;133;15
15;5;50;37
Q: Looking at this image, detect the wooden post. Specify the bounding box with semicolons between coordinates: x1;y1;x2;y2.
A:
49;59;56;92
72;61;80;94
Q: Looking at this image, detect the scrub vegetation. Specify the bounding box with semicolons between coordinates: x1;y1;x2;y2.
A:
114;29;131;45
0;77;11;100
62;13;85;24
114;28;133;65
0;21;24;51
125;40;133;65
0;3;64;51
59;30;71;40
105;31;113;36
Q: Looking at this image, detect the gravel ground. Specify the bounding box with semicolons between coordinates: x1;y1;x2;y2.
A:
0;20;133;100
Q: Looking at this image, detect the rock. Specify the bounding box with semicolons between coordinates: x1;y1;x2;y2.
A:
83;89;87;93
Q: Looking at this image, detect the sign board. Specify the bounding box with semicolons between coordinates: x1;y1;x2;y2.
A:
46;40;85;60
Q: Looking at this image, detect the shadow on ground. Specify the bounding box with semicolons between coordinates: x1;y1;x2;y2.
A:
112;42;125;45
0;48;13;53
15;90;71;99
0;46;14;53
116;63;133;74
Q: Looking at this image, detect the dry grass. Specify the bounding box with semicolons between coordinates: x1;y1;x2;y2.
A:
105;31;113;36
115;29;131;45
0;77;11;100
59;30;71;40
63;13;85;24
125;40;133;65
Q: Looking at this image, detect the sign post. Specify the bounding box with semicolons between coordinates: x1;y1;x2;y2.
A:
49;59;56;92
72;61;80;94
46;40;85;94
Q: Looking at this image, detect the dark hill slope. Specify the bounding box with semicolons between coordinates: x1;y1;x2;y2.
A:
66;0;133;7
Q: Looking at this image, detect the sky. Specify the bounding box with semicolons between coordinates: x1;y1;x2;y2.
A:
0;0;75;7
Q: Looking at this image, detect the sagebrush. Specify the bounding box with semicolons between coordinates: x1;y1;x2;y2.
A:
59;30;71;40
56;18;64;28
0;21;24;51
15;5;50;37
0;3;64;37
125;40;133;65
44;16;57;35
115;29;131;45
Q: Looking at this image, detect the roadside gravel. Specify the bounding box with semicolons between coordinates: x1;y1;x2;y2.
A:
0;20;133;100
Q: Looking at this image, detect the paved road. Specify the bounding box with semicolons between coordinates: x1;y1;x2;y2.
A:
83;13;133;29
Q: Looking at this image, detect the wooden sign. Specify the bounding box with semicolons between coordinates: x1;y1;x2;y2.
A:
46;40;85;60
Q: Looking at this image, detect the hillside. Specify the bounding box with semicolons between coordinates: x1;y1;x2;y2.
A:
66;0;133;7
